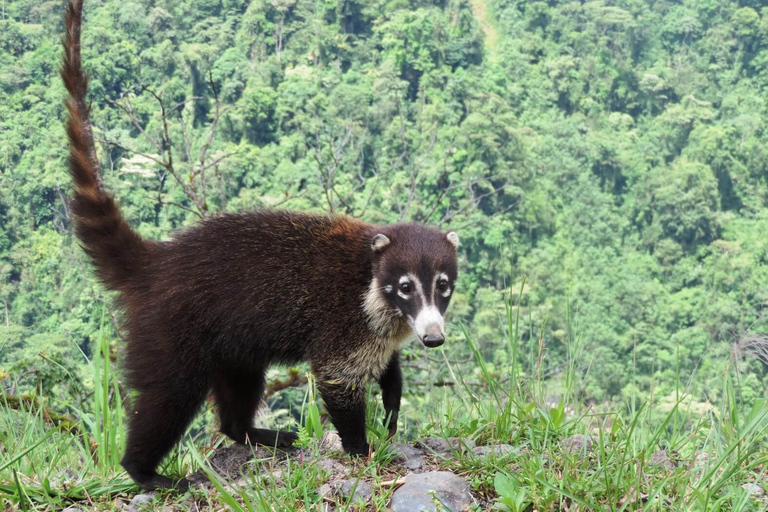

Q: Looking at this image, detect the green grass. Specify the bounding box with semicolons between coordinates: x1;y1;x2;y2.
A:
1;291;767;511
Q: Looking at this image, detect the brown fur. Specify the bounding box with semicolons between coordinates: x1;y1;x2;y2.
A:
62;0;458;491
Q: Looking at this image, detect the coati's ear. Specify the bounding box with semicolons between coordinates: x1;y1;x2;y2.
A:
446;232;459;250
371;234;391;253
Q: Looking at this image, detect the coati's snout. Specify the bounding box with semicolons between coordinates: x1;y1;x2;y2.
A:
369;227;459;349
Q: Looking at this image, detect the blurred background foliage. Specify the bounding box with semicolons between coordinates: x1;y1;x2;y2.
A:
1;0;767;422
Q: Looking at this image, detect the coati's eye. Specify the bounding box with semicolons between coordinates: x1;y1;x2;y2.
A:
437;279;448;291
400;282;411;294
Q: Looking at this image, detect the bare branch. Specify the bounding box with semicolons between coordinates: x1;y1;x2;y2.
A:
105;97;163;154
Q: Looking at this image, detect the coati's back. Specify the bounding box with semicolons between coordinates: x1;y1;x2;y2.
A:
140;210;379;363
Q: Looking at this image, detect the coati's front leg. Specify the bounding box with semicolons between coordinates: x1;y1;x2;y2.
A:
316;379;369;456
379;352;402;438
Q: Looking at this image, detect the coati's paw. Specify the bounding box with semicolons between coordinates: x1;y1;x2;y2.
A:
122;458;190;492
247;428;299;448
344;443;370;457
384;412;399;438
274;430;299;448
133;473;190;492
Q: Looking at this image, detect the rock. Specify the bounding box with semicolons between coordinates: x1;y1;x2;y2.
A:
392;444;426;471
206;444;267;479
61;508;84;512
471;444;517;458
392;444;425;462
742;482;765;498
317;457;350;479
390;471;472;512
417;437;474;457
402;456;426;471
318;483;333;498
331;478;373;502
127;493;156;512
649;450;674;471
319;431;344;454
560;435;593;458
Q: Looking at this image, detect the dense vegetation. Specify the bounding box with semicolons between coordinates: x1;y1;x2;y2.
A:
1;0;768;508
3;0;767;407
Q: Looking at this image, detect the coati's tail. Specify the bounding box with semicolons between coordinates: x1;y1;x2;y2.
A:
62;0;148;292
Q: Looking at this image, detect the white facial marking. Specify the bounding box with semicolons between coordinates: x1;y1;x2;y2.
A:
436;272;452;298
363;277;401;337
384;285;393;293
400;273;445;340
406;273;425;298
412;305;444;340
397;275;412;299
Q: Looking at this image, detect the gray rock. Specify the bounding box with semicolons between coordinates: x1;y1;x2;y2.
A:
417;437;474;457
392;444;425;462
471;444;517;458
649;450;675;471
402;456;426;471
317;457;350;479
319;431;344;454
318;483;333;498
742;482;765;498
127;493;156;512
392;443;426;471
206;444;267;478
560;435;593;458
331;478;373;502
390;471;472;512
61;508;84;512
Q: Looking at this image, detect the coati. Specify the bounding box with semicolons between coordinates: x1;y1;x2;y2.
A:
62;0;459;491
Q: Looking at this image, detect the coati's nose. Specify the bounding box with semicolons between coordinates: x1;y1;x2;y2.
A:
422;333;445;348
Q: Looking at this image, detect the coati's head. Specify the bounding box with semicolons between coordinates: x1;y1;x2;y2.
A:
364;224;459;348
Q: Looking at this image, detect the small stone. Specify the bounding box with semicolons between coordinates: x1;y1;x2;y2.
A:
319;431;344;454
391;444;426;470
401;456;425;471
331;478;372;502
560;434;593;458
471;444;517;458
317;457;350;479
417;437;474;457
391;444;425;463
61;508;84;512
742;482;765;498
127;493;156;512
318;483;333;498
649;450;675;471
390;471;472;512
206;444;266;479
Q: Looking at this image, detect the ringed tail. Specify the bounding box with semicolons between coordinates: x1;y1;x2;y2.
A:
62;0;148;293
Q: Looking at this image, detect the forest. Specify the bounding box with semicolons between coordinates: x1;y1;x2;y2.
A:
1;0;768;508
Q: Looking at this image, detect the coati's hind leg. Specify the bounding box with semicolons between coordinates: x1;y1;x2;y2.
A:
212;365;298;448
121;378;208;491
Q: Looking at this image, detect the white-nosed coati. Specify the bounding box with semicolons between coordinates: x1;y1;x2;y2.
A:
62;0;459;491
